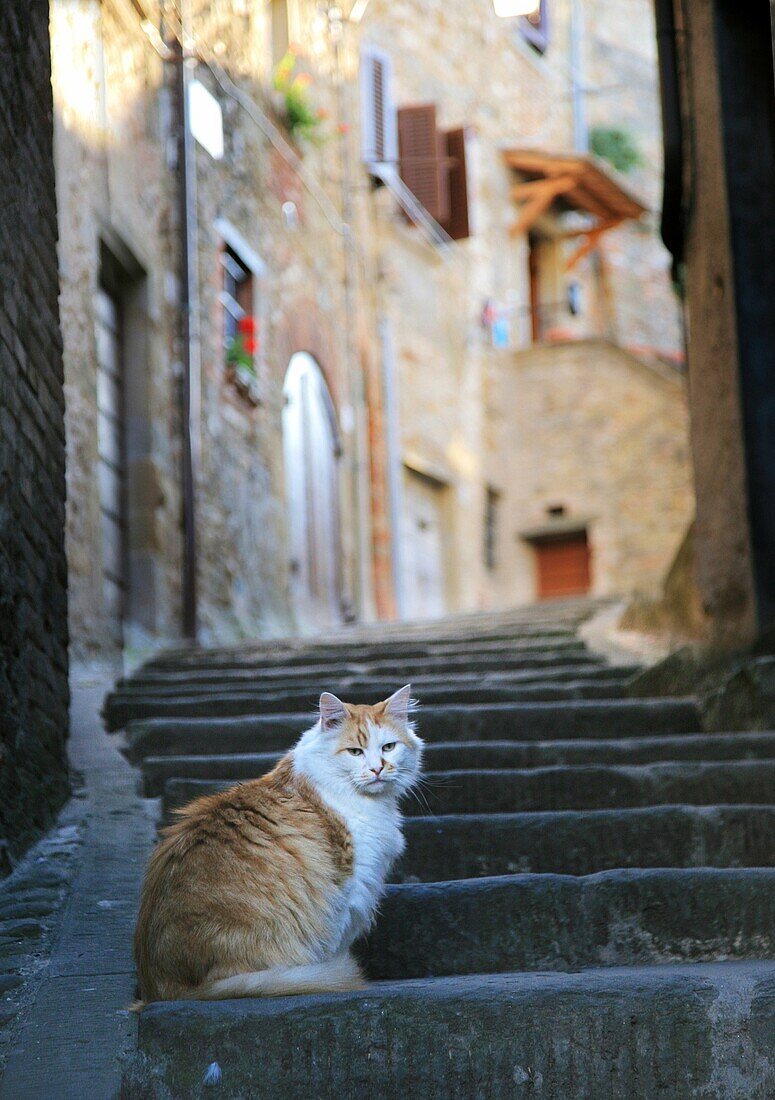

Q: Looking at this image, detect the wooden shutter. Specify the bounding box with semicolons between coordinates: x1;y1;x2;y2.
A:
398;104;450;223
372;57;386;160
441;128;471;240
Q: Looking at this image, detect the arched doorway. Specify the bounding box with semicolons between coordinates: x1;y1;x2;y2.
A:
282;353;342;628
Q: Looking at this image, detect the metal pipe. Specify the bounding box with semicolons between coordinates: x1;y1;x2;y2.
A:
174;0;200;640
570;0;588;152
378;314;404;617
331;7;373;621
654;0;685;271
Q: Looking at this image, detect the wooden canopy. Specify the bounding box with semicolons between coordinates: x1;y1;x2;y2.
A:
503;149;647;269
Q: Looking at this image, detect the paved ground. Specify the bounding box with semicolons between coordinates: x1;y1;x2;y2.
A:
0;666;154;1100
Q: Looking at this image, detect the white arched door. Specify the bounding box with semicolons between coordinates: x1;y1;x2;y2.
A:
282;353;342;628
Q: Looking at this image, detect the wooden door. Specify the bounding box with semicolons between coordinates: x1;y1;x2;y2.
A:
282;353;342;628
95;288;127;644
401;469;447;619
535;532;591;599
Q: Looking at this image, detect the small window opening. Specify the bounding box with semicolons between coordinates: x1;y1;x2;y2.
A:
485;487;500;570
546;503;567;518
221;244;260;404
270;0;290;67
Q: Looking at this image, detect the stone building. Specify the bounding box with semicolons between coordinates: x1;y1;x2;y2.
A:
52;0;382;655
356;0;694;618
52;0;694;655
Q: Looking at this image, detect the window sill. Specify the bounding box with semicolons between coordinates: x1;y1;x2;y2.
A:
225;364;262;408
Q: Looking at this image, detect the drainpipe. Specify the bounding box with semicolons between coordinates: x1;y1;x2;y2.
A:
654;0;685;274
330;6;373;622
569;0;588;152
378;314;405;617
174;0;201;640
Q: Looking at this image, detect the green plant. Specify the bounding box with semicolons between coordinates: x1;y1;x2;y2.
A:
589;126;642;174
272;51;326;143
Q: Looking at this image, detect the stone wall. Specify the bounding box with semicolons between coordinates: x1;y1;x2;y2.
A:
52;0;371;650
482;340;694;606
52;0;183;659
0;1;70;863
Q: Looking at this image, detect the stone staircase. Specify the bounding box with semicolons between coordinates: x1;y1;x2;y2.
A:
109;603;775;1098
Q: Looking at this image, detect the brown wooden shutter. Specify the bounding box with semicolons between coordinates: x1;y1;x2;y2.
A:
398;104;450;223
441;128;470;240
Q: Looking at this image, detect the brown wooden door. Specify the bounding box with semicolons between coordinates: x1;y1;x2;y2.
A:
535;532;591;598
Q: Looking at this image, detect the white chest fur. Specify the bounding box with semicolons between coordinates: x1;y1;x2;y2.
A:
292;733;408;954
325;791;405;949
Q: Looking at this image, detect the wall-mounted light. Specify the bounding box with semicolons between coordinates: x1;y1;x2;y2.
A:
493;0;541;17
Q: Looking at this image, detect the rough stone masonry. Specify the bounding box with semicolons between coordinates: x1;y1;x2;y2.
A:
0;1;70;865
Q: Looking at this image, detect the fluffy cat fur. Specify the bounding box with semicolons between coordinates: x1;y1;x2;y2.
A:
133;685;421;1006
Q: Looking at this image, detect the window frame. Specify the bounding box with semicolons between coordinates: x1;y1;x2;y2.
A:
360;44;398;169
215;219;268;396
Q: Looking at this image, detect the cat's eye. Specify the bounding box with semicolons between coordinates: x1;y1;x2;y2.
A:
346;747;364;756
382;742;397;752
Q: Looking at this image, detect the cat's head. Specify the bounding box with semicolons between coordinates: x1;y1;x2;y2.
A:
316;685;422;798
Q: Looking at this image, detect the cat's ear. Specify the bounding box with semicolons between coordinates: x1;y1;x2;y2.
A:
383;684;412;723
319;692;347;732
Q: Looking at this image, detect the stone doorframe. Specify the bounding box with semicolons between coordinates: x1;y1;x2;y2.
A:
98;229;161;641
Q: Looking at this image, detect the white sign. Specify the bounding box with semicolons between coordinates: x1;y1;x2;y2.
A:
188;79;224;160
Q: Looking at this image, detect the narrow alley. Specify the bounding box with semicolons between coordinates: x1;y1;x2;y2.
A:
2;0;775;1096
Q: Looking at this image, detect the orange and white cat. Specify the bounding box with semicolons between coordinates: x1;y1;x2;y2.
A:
133;685;421;1005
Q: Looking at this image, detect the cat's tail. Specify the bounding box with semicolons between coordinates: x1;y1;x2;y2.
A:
190;953;365;1001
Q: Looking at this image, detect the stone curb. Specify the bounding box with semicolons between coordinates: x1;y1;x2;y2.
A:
0;798;85;1073
124;962;775;1099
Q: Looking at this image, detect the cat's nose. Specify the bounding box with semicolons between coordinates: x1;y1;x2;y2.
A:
370;765;383;777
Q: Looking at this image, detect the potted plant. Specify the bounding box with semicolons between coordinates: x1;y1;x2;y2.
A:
225;316;261;406
272;50;327;144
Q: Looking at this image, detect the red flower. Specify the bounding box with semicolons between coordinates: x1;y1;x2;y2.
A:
238;316;256;334
243;337;258;355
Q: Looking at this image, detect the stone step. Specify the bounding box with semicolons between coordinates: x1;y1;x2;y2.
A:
143;635;589;671
110;663;635;701
120;649;608;688
123;700;704;761
137;732;775;796
360;868;775;978
104;679;646;730
160;760;775;820
397;805;775;879
125;961;775;1099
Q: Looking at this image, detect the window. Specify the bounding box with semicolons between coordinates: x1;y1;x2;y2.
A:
360;47;397;168
521;0;549;54
484;487;500;570
221;246;253;355
218;226;266;406
397;104;472;239
270;0;290;66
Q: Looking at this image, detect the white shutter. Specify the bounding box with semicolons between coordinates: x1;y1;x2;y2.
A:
360;46;397;168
